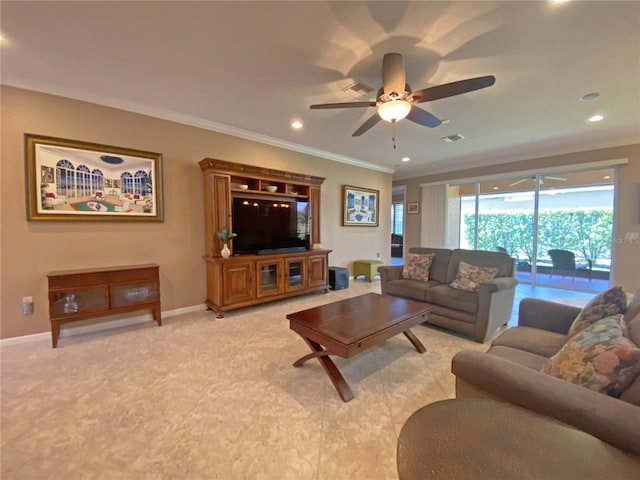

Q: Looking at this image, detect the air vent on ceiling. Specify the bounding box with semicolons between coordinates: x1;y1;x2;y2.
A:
441;133;465;143
342;81;375;98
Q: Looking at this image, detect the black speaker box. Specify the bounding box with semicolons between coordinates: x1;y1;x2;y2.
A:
329;266;349;290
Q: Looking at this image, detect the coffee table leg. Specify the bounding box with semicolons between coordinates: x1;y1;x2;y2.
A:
403;329;427;353
293;337;354;402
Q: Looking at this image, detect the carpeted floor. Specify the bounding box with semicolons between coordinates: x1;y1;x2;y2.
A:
1;281;490;480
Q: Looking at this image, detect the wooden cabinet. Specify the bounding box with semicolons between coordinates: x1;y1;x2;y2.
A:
222;260;254;305
204;250;331;317
308;253;329;288
199;156;331;317
47;264;161;348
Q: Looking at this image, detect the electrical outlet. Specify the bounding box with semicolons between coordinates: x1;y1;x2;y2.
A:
22;296;34;315
376;252;381;258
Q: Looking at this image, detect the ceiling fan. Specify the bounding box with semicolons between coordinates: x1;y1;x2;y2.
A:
309;53;496;137
509;176;567;187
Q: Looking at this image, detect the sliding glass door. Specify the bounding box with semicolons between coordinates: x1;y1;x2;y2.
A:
449;167;614;293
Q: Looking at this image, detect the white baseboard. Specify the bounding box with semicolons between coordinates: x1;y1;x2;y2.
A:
0;303;208;348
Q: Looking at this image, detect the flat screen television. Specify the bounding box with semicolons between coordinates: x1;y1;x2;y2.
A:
232;196;310;255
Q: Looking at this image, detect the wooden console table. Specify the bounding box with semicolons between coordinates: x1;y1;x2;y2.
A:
47;264;161;348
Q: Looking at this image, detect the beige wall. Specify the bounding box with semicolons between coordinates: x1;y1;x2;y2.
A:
394;144;640;292
1;86;392;339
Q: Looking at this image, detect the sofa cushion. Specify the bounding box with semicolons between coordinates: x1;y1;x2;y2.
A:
625;290;640;329
384;279;435;302
492;326;568;358
427;284;477;314
402;253;435;281
626;310;640;355
568;286;627;338
543;315;640;397
487;345;548;371
450;261;498;292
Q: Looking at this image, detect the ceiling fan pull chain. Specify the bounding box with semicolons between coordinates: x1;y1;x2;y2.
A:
392;120;397;149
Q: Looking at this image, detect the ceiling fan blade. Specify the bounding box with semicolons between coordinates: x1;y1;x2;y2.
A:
352;114;381;137
508;178;528;187
544;176;567;181
382;53;405;95
310;101;376;109
409;75;496;104
405;106;442;128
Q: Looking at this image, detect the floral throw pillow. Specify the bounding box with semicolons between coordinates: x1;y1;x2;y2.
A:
568;286;627;338
402;253;435;282
449;261;498;292
542;315;640;397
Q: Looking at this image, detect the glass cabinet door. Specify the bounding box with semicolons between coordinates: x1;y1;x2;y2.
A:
50;286;109;318
285;257;306;292
256;259;283;297
110;281;158;308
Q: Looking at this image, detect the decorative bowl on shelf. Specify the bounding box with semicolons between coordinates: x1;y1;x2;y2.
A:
266;185;278;193
239;184;249;190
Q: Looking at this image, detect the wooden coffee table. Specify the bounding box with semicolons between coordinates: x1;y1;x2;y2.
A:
287;293;430;402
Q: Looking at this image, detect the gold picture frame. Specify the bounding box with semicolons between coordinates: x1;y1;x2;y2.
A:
25;134;164;222
342;185;379;226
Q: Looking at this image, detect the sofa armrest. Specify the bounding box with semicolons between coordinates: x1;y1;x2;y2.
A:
452;349;640;454
378;265;402;295
479;276;518;293
474;277;518;342
518;298;581;335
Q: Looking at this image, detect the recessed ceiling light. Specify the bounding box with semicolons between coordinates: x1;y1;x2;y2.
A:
493;186;499;190
604;175;611;179
580;92;599;101
401;157;410;162
550;0;570;4
440;119;451;124
291;120;303;129
588;114;604;122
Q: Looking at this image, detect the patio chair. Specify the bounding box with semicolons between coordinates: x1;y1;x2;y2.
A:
496;246;521;264
548;249;592;281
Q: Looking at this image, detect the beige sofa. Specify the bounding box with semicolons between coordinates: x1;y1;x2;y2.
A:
379;247;517;343
452;297;640;455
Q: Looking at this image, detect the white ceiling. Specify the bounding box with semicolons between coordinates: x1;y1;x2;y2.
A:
2;1;639;179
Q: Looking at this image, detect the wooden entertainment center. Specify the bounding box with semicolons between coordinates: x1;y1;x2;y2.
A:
199;158;331;317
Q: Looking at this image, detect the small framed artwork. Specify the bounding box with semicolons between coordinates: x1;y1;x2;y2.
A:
407;202;420;214
342;185;379;226
25;134;164;222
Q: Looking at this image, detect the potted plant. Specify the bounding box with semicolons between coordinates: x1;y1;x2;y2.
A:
215;226;237;258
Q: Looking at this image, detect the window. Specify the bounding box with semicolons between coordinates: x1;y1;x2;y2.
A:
56;159;75;198
391;203;404;235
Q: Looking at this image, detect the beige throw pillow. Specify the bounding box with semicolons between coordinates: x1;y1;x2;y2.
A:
402;253;435;282
450;261;498;292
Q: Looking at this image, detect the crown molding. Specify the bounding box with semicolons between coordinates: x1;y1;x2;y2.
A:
3;82;394;174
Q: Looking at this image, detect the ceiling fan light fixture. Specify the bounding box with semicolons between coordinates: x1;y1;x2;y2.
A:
377;100;411;122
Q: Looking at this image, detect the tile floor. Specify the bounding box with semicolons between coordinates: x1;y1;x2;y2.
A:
1;280;595;479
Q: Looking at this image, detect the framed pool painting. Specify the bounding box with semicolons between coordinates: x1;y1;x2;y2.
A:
25;134;164;222
342;185;379;226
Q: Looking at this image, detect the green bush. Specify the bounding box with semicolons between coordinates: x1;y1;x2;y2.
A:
464;209;612;266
